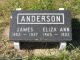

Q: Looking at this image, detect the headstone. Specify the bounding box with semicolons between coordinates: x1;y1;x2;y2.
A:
9;10;72;42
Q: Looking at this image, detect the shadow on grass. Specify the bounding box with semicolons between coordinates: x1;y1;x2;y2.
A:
67;18;80;49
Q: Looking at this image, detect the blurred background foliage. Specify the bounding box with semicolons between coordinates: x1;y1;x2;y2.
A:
0;0;80;24
0;0;80;22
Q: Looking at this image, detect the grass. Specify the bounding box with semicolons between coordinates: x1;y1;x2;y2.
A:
0;49;79;60
0;0;80;60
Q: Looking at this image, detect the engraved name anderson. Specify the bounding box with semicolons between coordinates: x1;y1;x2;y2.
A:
17;13;64;24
